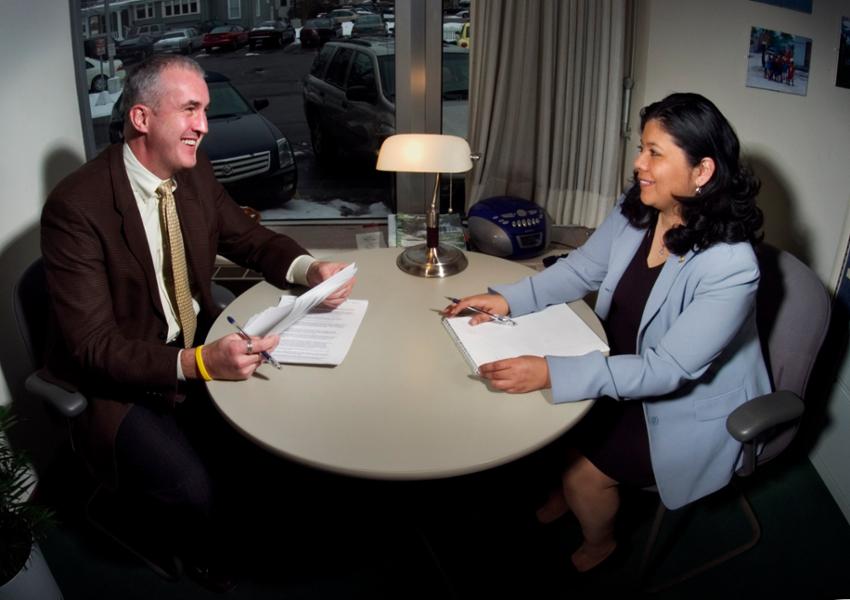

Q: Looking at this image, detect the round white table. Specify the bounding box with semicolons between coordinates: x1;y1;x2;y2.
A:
206;248;605;480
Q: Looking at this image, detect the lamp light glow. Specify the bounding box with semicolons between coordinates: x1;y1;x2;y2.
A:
376;134;473;277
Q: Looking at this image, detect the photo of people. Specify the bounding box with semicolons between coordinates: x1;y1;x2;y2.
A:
838;17;850;89
747;26;812;96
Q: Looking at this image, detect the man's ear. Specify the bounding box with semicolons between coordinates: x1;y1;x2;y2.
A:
694;157;716;188
128;104;151;134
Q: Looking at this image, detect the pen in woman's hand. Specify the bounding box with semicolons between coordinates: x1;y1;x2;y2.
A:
226;316;282;369
445;297;517;326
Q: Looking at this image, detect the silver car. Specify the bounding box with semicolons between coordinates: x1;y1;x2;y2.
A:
153;28;202;54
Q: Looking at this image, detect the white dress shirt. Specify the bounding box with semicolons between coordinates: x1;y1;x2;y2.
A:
122;144;315;379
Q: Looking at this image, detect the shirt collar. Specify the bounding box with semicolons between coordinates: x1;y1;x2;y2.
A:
122;143;178;203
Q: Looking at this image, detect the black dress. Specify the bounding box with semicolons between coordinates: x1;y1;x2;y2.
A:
568;229;661;487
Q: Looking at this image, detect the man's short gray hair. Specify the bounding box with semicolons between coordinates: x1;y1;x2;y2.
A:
121;54;205;120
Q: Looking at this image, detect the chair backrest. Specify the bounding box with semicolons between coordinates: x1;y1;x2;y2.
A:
754;243;831;464
13;257;49;372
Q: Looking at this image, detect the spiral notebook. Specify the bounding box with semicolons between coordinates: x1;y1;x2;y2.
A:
442;303;609;375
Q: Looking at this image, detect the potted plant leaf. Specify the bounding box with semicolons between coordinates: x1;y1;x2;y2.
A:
0;406;62;599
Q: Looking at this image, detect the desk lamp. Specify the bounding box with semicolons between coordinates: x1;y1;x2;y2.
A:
377;134;473;277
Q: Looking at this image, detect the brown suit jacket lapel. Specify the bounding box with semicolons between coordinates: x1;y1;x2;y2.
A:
107;145;167;322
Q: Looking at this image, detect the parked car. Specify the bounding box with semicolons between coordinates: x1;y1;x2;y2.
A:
329;9;358;24
351;14;385;37
202;25;249;52
302;39;469;163
127;23;165;40
115;34;155;62
196;19;226;34
383;13;395;36
153;28;203;54
457;22;470;49
248;19;296;49
442;21;464;44
84;56;125;93
109;71;297;206
299;18;341;48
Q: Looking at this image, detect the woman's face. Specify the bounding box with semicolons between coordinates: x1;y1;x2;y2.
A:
633;119;702;215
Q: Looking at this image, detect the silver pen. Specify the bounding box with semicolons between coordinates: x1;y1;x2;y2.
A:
226;315;282;369
445;297;517;326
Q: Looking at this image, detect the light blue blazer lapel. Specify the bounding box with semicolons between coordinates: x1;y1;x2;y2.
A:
595;225;644;318
637;249;696;350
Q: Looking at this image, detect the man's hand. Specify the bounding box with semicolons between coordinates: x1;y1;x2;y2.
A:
306;261;355;308
186;332;280;380
442;293;510;326
478;356;551;393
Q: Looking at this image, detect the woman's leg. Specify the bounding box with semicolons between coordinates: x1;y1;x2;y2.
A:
561;449;620;571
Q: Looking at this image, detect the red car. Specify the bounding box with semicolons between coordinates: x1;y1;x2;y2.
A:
202;25;248;52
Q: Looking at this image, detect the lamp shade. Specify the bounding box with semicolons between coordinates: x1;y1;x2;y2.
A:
376;134;473;174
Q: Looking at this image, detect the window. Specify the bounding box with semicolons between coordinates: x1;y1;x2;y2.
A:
324;47;353;89
227;0;241;20
134;2;154;21
256;0;262;18
162;0;200;18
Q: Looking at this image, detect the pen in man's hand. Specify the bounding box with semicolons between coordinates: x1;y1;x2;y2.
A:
226;316;282;369
445;297;517;326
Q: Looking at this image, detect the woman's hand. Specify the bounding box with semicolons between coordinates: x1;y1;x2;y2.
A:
478;356;551;393
442;293;510;326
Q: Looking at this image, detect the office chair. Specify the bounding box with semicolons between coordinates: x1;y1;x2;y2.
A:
638;243;832;592
12;256;237;579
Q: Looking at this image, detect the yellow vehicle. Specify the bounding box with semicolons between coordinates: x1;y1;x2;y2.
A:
457;22;470;49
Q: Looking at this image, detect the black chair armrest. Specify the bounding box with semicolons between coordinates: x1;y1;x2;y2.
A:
726;390;804;443
25;372;87;418
211;282;236;311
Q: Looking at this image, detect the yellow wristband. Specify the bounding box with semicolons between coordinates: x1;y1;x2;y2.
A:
194;345;213;381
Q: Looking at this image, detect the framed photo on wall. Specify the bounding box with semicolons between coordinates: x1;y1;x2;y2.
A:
746;26;812;96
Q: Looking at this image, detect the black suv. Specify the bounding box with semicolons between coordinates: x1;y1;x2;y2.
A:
302;38;469;163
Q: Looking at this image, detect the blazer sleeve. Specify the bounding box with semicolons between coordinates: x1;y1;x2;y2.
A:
546;246;760;404
192;155;307;289
491;201;623;316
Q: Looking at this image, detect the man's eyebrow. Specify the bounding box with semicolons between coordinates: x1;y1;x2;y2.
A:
182;99;205;109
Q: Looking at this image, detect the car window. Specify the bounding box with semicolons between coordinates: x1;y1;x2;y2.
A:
442;52;469;99
377;55;395;100
207;82;253;118
161;32;184;40
311;44;336;77
324;47;353;88
210;26;230;34
348;51;376;91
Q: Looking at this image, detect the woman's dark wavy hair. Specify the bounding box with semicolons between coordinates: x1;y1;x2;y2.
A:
621;93;763;255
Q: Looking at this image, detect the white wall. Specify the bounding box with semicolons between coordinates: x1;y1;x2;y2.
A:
628;0;850;521
0;0;87;408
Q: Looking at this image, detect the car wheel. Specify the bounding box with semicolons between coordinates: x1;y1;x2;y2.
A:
90;75;108;93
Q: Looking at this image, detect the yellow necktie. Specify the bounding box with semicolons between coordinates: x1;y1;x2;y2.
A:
157;181;196;348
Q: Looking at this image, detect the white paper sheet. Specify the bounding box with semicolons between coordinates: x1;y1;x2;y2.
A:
243;263;357;337
269;299;369;365
443;303;609;374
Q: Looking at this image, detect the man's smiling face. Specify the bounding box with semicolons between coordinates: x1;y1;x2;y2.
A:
142;65;209;179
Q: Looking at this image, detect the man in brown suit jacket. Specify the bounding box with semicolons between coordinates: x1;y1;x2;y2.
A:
41;54;353;591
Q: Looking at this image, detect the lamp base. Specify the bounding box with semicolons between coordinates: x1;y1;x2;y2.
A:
397;243;468;278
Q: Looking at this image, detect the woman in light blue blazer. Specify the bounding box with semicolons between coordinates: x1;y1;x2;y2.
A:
444;93;770;573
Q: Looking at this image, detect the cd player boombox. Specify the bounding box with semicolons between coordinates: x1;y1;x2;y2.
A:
468;196;550;259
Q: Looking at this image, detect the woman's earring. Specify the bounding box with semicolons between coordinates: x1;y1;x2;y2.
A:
695;186;702;196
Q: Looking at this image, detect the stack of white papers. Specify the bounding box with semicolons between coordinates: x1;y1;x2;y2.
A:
244;263;367;365
443;303;609;375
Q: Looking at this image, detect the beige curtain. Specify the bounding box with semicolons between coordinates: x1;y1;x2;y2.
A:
466;0;628;228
